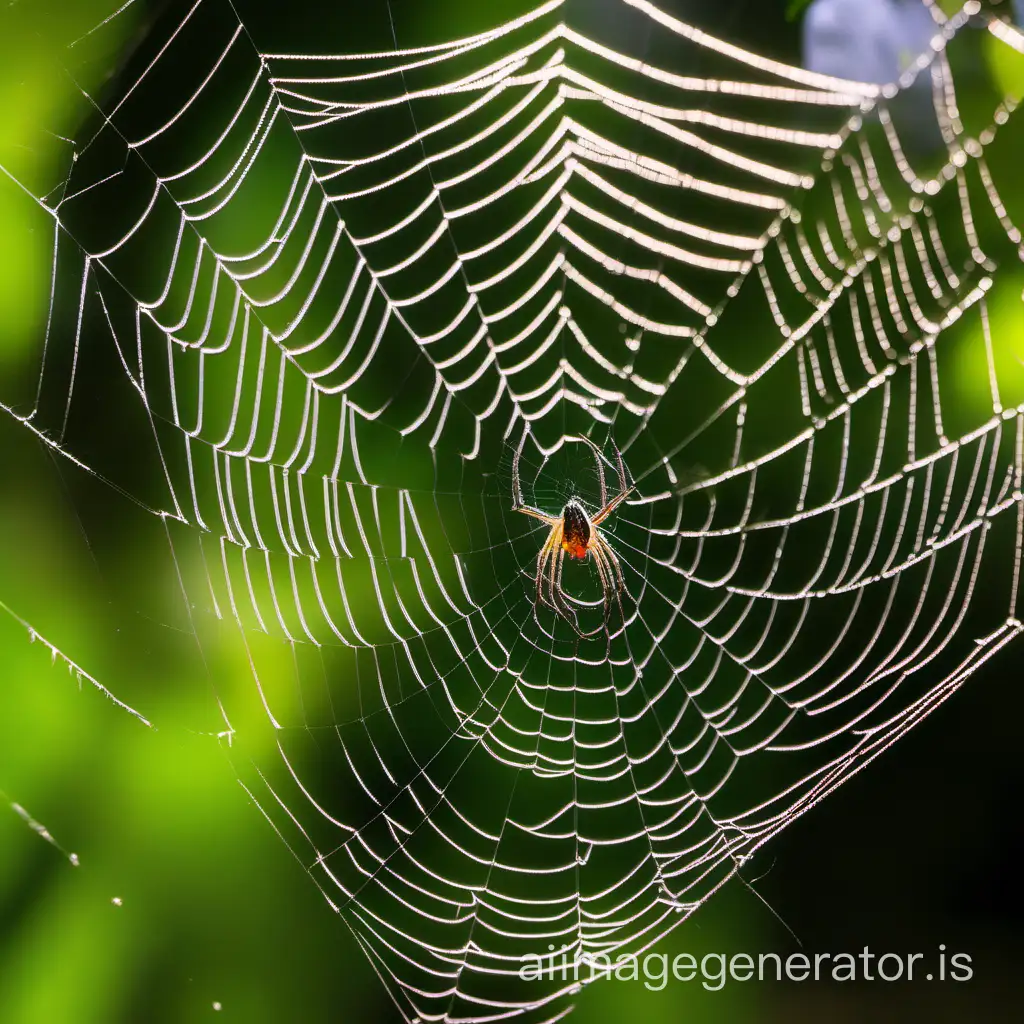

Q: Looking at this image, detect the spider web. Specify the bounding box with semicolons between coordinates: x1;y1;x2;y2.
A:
2;0;1024;1020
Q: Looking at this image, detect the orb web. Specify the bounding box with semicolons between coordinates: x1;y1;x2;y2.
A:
2;1;1024;1021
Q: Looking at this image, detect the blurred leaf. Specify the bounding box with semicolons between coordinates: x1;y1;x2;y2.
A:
986;22;1024;99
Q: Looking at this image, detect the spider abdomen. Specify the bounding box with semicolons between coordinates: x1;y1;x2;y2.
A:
561;500;591;560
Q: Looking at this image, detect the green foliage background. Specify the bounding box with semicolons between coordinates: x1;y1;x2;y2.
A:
1;2;1022;1022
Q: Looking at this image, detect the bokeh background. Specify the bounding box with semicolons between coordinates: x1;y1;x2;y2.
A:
1;1;1023;1021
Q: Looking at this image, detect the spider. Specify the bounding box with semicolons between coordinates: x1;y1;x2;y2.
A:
512;434;634;637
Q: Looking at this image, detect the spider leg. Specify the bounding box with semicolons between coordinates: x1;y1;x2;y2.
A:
512;428;528;508
590;484;634;526
595;532;626;597
535;524;559;611
597;531;624;590
612;438;627;496
533;547;552;632
548;536;560;611
575;435;607;512
591;438;635;526
550;543;583;635
589;540;614;630
533;544;551;633
593;531;628;628
560;553;594;638
512;430;559;524
551;543;607;640
516;504;559;525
